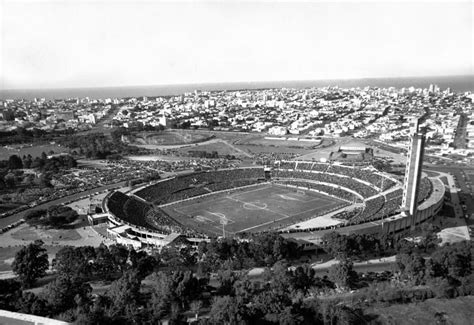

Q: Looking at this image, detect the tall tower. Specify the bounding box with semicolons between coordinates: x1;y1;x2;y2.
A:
402;117;426;223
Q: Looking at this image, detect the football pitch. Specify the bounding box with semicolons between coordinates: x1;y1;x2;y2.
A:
163;184;347;236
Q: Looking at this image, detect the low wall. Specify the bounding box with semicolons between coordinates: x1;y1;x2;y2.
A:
0;309;69;325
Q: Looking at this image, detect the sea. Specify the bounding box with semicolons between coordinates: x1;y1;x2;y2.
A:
1;75;473;100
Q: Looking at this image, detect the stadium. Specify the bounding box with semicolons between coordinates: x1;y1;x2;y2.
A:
103;158;445;249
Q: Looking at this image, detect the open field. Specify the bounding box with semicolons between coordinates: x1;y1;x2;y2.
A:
133;130;212;146
163;184;347;236
0;203;24;214
236;136;325;148
126;155;198;162
10;226;82;242
0;245;64;273
366;296;474;325
1;222;109;248
177;139;251;158
0;143;69;160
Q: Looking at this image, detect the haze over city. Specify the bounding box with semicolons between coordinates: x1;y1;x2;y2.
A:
1;0;472;90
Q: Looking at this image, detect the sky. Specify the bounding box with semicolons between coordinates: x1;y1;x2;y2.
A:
0;0;472;89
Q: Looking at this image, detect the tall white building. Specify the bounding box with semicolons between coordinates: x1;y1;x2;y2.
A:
402;117;426;225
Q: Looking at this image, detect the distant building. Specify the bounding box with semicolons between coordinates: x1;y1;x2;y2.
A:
330;141;373;162
56;110;75;121
402;117;426;224
268;126;287;136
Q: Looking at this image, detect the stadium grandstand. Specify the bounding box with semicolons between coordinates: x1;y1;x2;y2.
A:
102;159;444;248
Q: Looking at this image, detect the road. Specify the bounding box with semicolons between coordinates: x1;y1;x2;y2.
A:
246;256;397;281
427;165;474;217
0;181;127;229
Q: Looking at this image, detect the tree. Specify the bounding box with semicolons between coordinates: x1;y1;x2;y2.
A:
328;259;357;291
190;300;203;319
429;241;472;280
290;264;316;294
22;155;33;169
0;279;21;310
41;274;92;315
8;155;23;169
106;270;142;318
149;270;206;321
149;271;174;320
129;248;157;279
12;240;49;288
396;252;426;285
209;296;248;325
95;244;116;279
15;292;49;317
321;301;365;325
52;246;93;279
109;244;130;273
322;232;350;260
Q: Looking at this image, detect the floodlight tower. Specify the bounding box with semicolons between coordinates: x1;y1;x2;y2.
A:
401;117;426;227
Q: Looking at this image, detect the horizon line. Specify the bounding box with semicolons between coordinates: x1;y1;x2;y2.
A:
2;73;473;92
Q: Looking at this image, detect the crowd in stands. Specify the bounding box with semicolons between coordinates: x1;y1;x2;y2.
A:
350;195;386;223
273;179;358;202
206;179;259;192
106;191;152;228
145;207;190;234
135;168;265;204
276;160;397;190
331;209;362;221
107;165;424;236
418;177;433;203
272;169;378;198
385;188;403;200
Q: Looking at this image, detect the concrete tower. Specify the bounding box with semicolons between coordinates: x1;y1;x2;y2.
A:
402;117;426;223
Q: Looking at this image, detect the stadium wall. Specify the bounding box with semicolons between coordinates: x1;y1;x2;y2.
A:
284;177;445;243
103;167;444;248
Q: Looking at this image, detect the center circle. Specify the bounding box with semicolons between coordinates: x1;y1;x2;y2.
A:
242;201;268;210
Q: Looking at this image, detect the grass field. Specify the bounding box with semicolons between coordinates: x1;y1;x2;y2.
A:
0;144;69;160
0;203;24;214
135;131;211;146
10;227;82;242
238;136;323;148
163;184;347;236
366;296;474;325
177;140;249;157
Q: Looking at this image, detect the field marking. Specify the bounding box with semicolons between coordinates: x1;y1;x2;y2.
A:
206;210;235;224
237;213;299;233
171;197;231;213
231;185;323;204
235;194;344;233
226;196;289;216
228;184;274;199
290;200;343;218
195;215;214;223
169;183;345;234
242;201;268;210
166;184;272;212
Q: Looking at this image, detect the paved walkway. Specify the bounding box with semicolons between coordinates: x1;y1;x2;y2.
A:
429;170;470;243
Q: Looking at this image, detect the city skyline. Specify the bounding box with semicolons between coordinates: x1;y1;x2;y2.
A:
1;0;473;90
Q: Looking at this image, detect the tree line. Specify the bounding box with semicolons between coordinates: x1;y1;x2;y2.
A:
0;153;77;190
0;232;471;324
